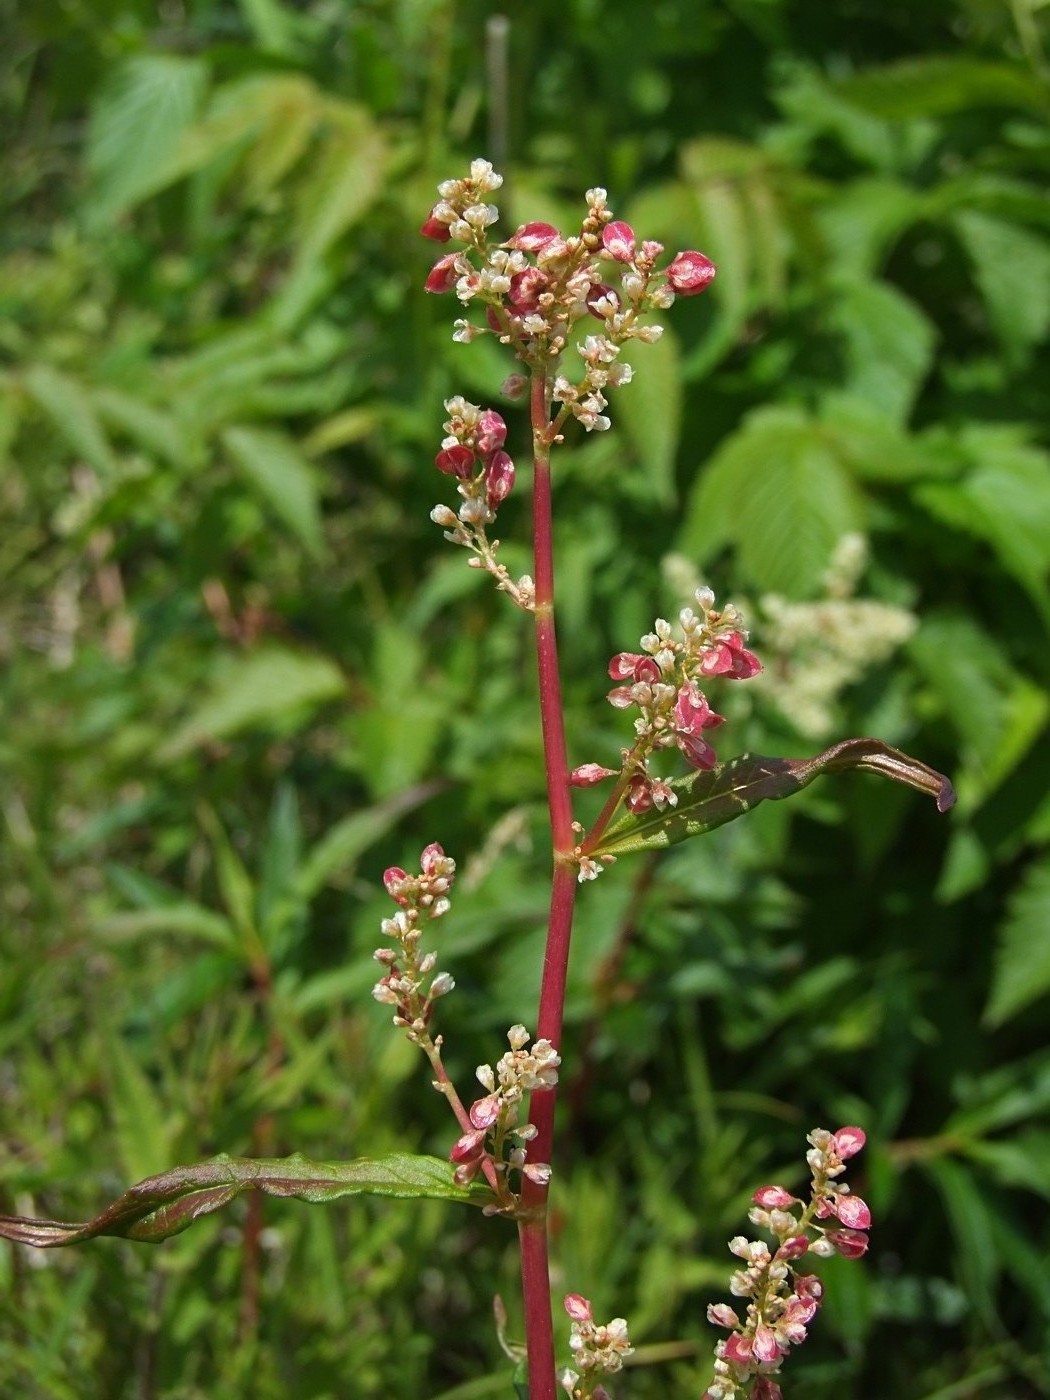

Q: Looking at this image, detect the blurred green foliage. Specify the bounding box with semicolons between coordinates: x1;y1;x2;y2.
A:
1;0;1049;1395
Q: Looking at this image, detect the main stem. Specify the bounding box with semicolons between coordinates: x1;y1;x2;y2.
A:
519;368;579;1400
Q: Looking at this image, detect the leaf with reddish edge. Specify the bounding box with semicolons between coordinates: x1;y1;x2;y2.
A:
0;1152;492;1249
588;738;954;859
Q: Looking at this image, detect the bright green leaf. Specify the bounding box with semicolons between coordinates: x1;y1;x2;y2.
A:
984;860;1050;1028
223;425;326;559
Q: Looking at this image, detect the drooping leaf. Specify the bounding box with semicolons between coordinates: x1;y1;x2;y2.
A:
223;425;326;559
159;647;345;760
0;1153;489;1248
590;738;954;859
984;861;1050;1029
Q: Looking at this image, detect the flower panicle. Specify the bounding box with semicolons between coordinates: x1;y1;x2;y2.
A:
422;159;715;437
371;843;458;1041
703;1127;870;1400
449;1025;561;1200
560;1293;633;1399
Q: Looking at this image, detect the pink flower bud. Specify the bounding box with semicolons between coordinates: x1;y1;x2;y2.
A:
699;632;762;680
834;1194;871;1230
832;1126;867;1159
564;1293;593;1322
625;776;654;813
752;1323;782;1365
753;1380;784;1400
383;867;409;902
522;1162;552;1186
753;1185;797;1209
449;1129;486;1163
425;253;459;293
570;763;617;786
484;451;515;509
777;1234;810;1260
469;1093;501;1129
608;652;660;683
435;445;475;478
476;409;508;454
706;1303;739;1329
500;373;528;400
666;250;716;295
602;221;636;262
825;1228;869;1259
420;208;452;242
420;842;447;874
508;266;548;312
506;221;560;252
722;1333;753;1365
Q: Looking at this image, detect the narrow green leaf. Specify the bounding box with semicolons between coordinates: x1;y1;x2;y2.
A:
0;1153;488;1248
616;323;681;506
159;646;345;760
23;365;116;476
95;904;237;950
984;861;1050;1029
223;425;325;559
591;739;954;859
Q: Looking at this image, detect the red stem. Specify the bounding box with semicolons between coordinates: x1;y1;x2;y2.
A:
517;368;579;1400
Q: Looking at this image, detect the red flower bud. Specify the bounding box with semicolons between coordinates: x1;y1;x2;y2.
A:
834;1194;872;1230
435;445;475;478
753;1185;797;1209
484;451;515;509
666;250;716;295
832;1126;867;1159
826;1228;869;1259
476;409;508;454
506;221;560;252
420;208;452;242
425;253;459;294
570;763;617;786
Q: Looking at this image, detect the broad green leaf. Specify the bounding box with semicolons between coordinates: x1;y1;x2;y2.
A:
292;105;386;264
952;210;1050;359
223;425;325;559
680;405;862;596
23;365;116;476
159;647;345;760
828;279;936;423
0;1153;488;1248
92;388;195;471
818;178;923;277
100;1031;179;1183
85;54;208;224
616;323;681;506
984;861;1050;1028
590;739;954;860
837;57;1049;121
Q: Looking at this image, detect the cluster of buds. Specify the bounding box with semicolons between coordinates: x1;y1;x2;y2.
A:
429;396;534;609
422;159;715;433
449;1025;560;1197
560;1294;633;1399
572;586;761;816
371;843;457;1041
704;1127;870;1400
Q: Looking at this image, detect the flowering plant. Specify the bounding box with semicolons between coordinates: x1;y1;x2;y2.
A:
0;160;954;1398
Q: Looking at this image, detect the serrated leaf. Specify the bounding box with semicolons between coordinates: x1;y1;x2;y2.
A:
836;57;1048;120
223;425;325;559
829;279;936;423
590;738;954;859
984;860;1050;1028
159;647;345;760
86;54;208;224
680;405;862;596
616;324;681;506
952;210;1050;359
0;1153;489;1248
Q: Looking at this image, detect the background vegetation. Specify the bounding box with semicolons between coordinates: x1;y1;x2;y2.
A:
1;1;1048;1395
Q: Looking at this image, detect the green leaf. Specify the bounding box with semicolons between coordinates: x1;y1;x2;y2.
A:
95;904;237;950
100;1031;179;1183
22;365;116;476
0;1153;489;1248
223;425;326;559
836;57;1049;121
680;405;862;596
923;1157;1001;1329
951;210;1050;360
590;739;954;859
159;646;345;760
984;860;1050;1028
828;279;936;423
86;54;208;224
616;323;681;506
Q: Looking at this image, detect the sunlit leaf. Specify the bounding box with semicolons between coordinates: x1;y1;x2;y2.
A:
984;861;1050;1029
223;425;326;559
591;738;954;859
0;1154;489;1248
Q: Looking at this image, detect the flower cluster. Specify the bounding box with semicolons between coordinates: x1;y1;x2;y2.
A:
572;586;761;817
560;1293;633;1399
449;1025;561;1197
429;396;534;609
422;158;715;436
704;1127;870;1400
371;843;457;1041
